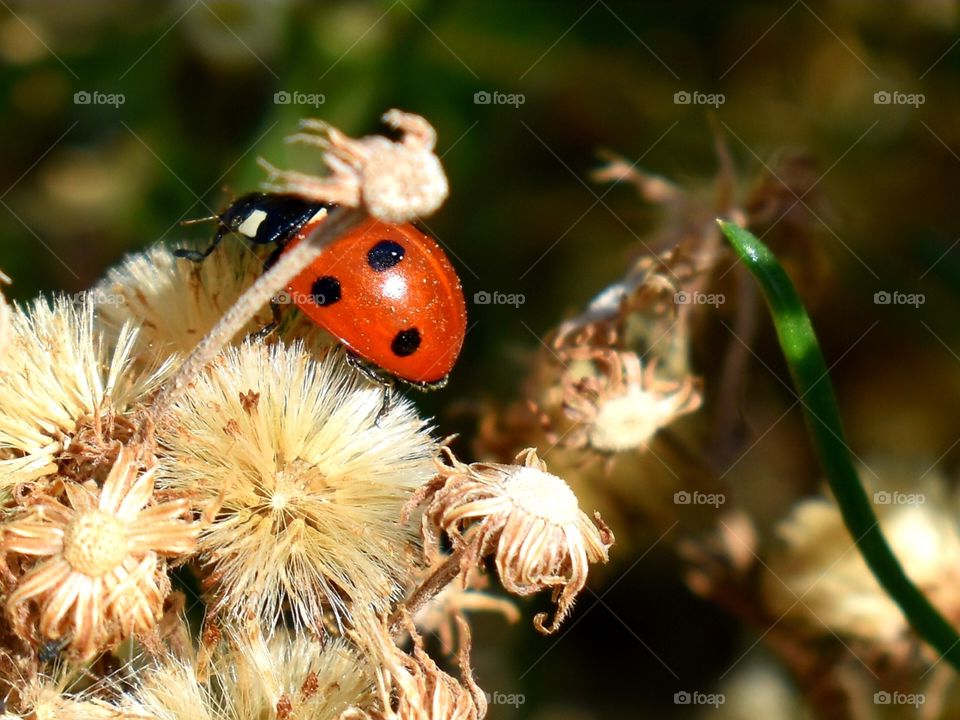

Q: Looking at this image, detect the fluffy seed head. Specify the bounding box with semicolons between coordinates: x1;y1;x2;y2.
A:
124;631;371;720
0;295;172;495
157;342;437;634
2;666;120;720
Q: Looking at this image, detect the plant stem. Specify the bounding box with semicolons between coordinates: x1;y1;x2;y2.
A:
391;549;464;637
719;219;960;671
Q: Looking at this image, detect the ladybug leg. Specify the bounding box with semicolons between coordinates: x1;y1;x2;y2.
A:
173;225;228;263
375;383;394;427
344;352;395;425
248;301;283;342
262;242;287;272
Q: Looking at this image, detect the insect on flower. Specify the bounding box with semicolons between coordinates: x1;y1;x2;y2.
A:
175;192;467;390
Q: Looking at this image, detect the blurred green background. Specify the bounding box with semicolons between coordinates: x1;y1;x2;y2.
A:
3;1;960;717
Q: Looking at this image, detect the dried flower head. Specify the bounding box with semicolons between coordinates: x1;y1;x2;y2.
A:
344;614;485;720
260;110;448;222
156;342;437;633
762;467;960;647
550;348;702;454
0;295;172;495
3;447;199;661
94;241;331;363
415;448;614;633
125;631;370;720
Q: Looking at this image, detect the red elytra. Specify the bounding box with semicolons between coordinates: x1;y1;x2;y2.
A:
283;217;467;387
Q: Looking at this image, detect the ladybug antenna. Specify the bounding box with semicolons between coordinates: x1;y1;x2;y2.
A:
179;213;220;227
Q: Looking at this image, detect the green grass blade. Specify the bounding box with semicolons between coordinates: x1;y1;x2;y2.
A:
719;219;960;670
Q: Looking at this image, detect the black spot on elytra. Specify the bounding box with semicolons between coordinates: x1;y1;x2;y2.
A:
391;328;421;357
311;276;341;306
367;240;405;271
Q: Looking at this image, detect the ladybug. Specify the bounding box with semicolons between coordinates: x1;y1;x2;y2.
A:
178;193;467;389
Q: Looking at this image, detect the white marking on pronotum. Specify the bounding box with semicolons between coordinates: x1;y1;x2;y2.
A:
237;209;268;238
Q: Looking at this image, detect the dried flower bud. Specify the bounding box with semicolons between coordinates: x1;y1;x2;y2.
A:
260;110;448;223
415;448;614;633
3;446;199;661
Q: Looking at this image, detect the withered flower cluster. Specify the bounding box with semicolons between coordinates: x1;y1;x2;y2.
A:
0;112;614;720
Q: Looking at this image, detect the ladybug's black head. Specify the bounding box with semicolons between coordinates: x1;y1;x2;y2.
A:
218;193;333;247
219;193;270;233
175;192;334;263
